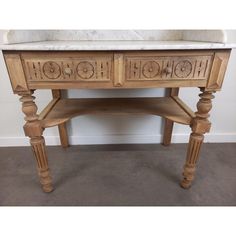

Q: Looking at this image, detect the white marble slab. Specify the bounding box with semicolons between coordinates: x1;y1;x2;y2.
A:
182;30;227;43
2;30;227;44
2;30;49;44
2;30;183;44
48;30;183;41
1;30;234;50
0;40;234;51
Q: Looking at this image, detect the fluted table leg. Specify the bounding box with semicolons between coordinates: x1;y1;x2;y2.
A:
181;89;215;189
19;91;53;193
30;137;53;192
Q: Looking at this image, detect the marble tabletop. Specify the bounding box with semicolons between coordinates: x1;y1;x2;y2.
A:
1;30;235;51
0;40;234;51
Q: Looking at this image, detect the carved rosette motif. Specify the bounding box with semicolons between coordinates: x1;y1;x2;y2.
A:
43;61;61;79
126;56;212;81
77;61;95;79
24;58;112;82
142;61;160;78
174;60;192;78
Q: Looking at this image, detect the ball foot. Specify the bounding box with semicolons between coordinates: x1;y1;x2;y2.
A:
180;179;192;189
42;184;54;193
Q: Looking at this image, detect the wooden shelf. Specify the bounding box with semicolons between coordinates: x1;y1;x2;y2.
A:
39;97;195;128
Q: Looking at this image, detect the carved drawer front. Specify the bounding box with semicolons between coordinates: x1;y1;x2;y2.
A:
22;53;113;84
124;54;213;82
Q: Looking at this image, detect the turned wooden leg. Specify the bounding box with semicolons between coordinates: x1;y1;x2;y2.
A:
163;88;179;146
52;89;69;148
180;89;215;189
19;91;53;193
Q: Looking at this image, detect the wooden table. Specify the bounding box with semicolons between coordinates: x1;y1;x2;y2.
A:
3;49;231;192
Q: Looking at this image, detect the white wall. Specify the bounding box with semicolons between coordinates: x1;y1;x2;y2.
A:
0;30;236;146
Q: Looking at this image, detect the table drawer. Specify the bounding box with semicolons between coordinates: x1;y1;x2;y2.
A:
126;55;212;80
21;52;114;88
118;51;214;88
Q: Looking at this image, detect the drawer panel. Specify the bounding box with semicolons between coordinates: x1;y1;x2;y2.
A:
21;52;113;85
124;54;213;81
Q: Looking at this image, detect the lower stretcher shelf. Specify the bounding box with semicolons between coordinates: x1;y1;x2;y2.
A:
39;97;195;128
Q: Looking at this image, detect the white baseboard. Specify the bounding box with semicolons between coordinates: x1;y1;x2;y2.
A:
0;133;235;147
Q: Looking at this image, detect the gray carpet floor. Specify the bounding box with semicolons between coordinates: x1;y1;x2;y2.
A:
0;143;235;206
